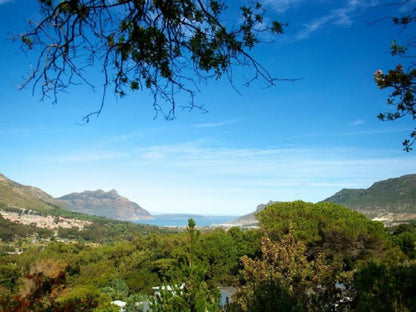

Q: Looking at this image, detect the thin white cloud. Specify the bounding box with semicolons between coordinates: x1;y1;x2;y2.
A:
284;126;410;142
194;120;238;128
263;0;307;13
48;150;128;163
0;0;12;4
339;127;411;136
130;142;414;182
95;132;141;148
351;119;365;126
294;0;377;41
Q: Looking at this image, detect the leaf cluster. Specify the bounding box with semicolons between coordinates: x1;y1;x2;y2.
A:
228;233;341;312
352;262;416;311
256;201;388;268
21;0;284;121
374;3;416;151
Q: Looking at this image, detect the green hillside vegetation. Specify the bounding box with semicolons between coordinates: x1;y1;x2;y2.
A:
1;201;416;311
323;174;416;220
0;174;164;244
0;174;58;213
0;207;166;243
0;174;99;221
0;174;152;221
234;174;416;227
0;214;53;242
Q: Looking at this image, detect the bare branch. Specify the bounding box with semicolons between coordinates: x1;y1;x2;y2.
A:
20;0;287;121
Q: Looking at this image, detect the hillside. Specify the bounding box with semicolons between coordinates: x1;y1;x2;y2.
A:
323;174;416;225
233;174;416;226
57;189;152;221
0;174;151;221
0;173;61;213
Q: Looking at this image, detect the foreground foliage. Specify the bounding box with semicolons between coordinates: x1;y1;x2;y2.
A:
257;201;388;269
374;2;416;151
228;233;340;312
1;201;416;311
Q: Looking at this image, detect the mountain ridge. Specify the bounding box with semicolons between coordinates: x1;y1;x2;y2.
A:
57;189;152;221
0;173;57;212
322;174;416;224
0;174;151;221
234;174;416;226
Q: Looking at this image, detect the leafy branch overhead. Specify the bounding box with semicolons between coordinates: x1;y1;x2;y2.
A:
374;2;416;152
20;0;285;121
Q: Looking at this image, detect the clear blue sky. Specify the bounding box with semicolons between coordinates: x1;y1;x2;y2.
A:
1;0;415;216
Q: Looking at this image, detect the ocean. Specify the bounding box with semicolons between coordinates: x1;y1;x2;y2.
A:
133;215;238;227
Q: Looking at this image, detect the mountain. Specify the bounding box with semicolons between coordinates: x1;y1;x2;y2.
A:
323;174;416;225
232;174;416;227
57;189;152;221
0;174;151;221
0;173;59;212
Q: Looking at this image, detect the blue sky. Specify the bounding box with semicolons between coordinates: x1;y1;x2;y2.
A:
1;0;415;216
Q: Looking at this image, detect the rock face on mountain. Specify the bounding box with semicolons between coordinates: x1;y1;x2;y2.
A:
57;190;152;221
323;174;416;225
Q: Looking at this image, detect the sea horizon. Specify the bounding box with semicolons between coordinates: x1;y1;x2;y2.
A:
133;215;238;227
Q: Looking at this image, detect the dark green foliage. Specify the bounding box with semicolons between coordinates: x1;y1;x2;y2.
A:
257;201;387;267
150;283;189;312
226;278;302;312
197;229;239;285
390;224;416;259
150;266;221;312
1;201;415;311
21;0;284;121
227;232;341;312
227;227;262;259
187;218;199;269
353;262;416;311
101;278;129;300
393;232;416;259
148;219;221;311
0;263;19;294
0;216;36;241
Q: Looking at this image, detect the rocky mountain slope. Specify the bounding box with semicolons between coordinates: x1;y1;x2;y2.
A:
57;189;152;220
323;174;416;225
0;173;58;212
0;174;151;221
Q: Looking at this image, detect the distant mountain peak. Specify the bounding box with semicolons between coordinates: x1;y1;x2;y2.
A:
60;189;121;199
109;189;118;195
0;174;151;221
57;189;151;221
